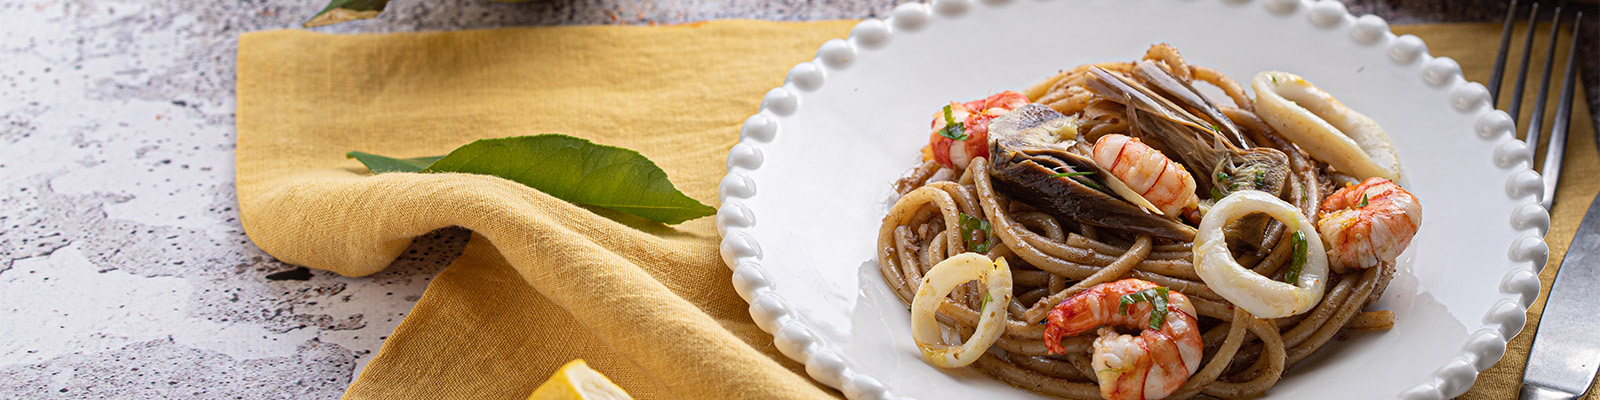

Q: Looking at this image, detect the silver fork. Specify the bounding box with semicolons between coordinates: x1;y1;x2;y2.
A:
1487;0;1582;210
1500;2;1591;399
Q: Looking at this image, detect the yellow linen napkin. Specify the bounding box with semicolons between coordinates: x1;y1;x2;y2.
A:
236;20;853;399
234;20;1591;399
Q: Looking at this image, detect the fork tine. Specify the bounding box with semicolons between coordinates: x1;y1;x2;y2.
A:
1539;11;1582;210
1523;6;1564;170
1507;2;1542;125
1489;0;1521;105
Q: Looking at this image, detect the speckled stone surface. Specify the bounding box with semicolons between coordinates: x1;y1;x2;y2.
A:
0;0;1595;398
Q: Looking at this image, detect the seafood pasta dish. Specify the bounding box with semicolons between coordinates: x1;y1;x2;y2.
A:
878;45;1422;400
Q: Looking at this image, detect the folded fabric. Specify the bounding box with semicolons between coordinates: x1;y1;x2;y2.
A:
233;19;1592;400
237;20;854;399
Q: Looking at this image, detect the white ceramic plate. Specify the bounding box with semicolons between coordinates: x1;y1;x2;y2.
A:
716;0;1549;398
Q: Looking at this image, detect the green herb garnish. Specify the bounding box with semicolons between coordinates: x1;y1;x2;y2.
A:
982;291;993;310
305;0;390;28
1211;186;1225;200
1118;287;1171;330
345;153;442;173
1284;232;1308;283
1209;124;1221;132
347;134;716;225
959;213;999;253
1053;168;1105;191
936;104;969;141
1075;175;1106;191
1359;194;1369;208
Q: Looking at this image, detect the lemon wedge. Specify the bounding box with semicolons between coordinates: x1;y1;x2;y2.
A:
528;359;634;400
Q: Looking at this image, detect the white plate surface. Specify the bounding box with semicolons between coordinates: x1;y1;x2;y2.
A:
717;0;1548;398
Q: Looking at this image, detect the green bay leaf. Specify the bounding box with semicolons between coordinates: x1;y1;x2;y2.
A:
304;0;391;28
346;151;443;173
349;134;715;225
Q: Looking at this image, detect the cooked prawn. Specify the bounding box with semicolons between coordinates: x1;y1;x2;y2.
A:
1318;177;1422;272
925;91;1030;170
1044;279;1202;400
1092;134;1199;216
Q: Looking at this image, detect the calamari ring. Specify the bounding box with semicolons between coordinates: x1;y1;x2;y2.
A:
1252;71;1401;181
1193;190;1328;318
911;253;1014;368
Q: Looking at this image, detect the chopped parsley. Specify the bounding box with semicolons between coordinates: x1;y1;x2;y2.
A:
1053;168;1104;191
959;213;999;254
936;105;968;141
1358;194;1369;208
1212;171;1236;198
1283;232;1308;283
1118;287;1171;330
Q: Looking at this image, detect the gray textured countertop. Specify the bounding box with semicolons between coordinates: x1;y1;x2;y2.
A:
1;0;1596;398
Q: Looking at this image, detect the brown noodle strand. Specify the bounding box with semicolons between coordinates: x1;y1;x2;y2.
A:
894;160;942;195
1167;308;1254;400
1366;262;1397;307
1018;287;1051;306
1203;315;1288;398
1065;352;1099;384
1191;65;1254;112
894;226;926;293
1008;298;1029;320
1143;44;1193;81
936;299;1048;338
1022;235;1153;323
1065;233;1197;272
1013;270;1053;287
1281;272;1360;348
1252;228;1297;278
974;353;1104;400
927;181;982;218
1049;274;1068;294
1201;321;1235;351
1019;219;1203;281
922;233;946;277
1346;310;1396;331
1007;353;1089;381
996;334;1090;357
1284;268;1381;365
1014;212;1068;242
1188;296;1238;320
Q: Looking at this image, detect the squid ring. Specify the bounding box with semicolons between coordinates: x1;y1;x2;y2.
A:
1253;71;1401;181
1193;190;1328;318
910;252;1014;368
